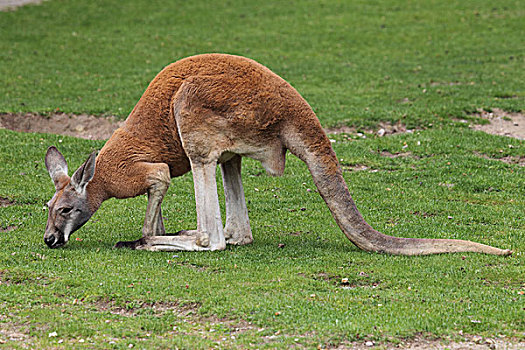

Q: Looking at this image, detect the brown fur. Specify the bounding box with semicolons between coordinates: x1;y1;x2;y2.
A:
44;54;512;256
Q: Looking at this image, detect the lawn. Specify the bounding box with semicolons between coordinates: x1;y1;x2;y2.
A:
1;0;523;126
0;0;524;349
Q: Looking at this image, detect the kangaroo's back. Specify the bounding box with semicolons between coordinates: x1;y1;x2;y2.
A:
104;54;319;174
126;54;316;130
102;55;306;172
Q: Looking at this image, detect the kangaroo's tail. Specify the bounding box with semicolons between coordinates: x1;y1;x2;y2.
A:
281;115;512;256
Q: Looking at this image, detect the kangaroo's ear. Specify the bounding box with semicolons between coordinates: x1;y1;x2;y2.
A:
71;150;97;193
45;146;69;189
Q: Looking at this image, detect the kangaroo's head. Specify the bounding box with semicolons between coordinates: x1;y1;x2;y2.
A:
44;146;97;248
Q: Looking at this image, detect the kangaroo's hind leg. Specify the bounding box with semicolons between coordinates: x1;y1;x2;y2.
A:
221;155;253;245
190;158;227;249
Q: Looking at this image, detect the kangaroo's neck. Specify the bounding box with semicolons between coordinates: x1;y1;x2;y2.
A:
84;135;129;215
85;165;111;215
85;125;176;209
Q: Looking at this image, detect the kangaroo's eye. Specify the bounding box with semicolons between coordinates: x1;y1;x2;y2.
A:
59;207;73;215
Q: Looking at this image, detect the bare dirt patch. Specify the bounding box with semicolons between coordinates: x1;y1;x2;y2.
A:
90;299;256;342
469;108;525;140
325;121;413;137
1;113;411;140
4;110;522;143
0;323;29;346
0;197;15;207
337;335;524;350
0;113;124;140
411;211;437;218
0;0;45;11
92;300;200;317
0;225;17;233
379;150;419;159
474;152;524;167
92;299;254;329
341;164;374;172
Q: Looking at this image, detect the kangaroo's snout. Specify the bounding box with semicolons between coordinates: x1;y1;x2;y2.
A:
44;232;65;248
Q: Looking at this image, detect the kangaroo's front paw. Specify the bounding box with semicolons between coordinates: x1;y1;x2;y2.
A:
114;238;147;250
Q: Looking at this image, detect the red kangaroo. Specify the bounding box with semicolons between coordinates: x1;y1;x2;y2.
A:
44;54;512;255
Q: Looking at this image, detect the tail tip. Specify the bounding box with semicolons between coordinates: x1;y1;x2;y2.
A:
501;249;513;257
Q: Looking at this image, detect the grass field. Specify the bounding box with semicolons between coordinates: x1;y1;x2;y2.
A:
1;0;523;127
0;0;524;349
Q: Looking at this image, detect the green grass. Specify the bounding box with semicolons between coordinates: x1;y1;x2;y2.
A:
1;0;523;128
1;0;524;348
1;127;523;348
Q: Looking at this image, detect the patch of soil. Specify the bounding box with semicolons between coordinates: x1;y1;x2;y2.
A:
474;151;525;167
4;109;522;143
91;299;255;336
0;197;15;207
337;335;524;350
0;113;124;140
498;155;525;166
469;108;525;140
0;225;17;233
1;113;411;141
0;328;28;345
341;164;374;172
325;121;413;137
411;211;437;218
92;300;199;317
302;272;380;290
380;150;417;159
0;0;44;11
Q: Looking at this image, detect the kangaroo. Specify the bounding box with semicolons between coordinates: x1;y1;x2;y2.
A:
44;54;511;255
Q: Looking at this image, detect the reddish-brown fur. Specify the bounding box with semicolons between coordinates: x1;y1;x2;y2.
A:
87;54;319;205
44;54;512;255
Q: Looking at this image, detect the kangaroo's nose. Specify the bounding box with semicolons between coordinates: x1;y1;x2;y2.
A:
44;235;57;248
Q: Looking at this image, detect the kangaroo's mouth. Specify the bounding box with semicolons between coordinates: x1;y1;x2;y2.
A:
44;233;66;248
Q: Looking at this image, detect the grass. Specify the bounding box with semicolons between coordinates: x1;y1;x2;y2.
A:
0;0;524;348
0;0;523;127
0;127;523;348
